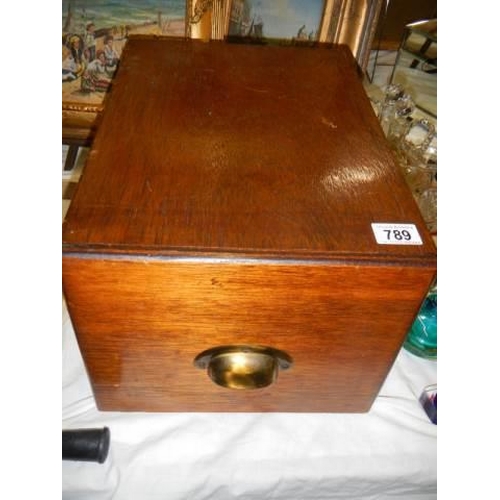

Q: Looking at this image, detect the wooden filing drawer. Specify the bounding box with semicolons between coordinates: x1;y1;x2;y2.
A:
62;37;436;412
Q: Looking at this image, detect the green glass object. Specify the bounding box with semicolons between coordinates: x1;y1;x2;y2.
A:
404;284;437;359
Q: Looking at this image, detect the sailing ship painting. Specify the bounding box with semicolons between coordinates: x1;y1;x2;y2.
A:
62;0;187;105
228;0;324;42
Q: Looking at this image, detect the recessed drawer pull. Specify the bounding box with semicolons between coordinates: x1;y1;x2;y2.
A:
194;345;293;390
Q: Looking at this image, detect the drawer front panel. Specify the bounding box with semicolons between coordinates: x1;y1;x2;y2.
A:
63;256;435;412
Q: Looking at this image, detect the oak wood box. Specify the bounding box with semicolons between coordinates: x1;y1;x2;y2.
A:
62;37;436;413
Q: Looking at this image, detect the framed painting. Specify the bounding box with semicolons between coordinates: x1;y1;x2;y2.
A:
62;0;189;143
226;0;326;41
188;0;384;71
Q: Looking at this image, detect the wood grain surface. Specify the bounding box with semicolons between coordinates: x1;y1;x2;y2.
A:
63;37;435;262
63;256;435;412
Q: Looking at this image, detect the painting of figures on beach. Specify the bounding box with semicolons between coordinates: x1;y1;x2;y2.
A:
228;0;324;42
62;0;186;106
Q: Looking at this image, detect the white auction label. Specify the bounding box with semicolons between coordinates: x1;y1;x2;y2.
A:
371;223;423;245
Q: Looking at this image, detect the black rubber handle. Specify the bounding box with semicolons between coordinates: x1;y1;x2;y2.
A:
62;427;110;463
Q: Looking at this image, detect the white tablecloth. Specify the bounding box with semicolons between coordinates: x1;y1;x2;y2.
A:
62;296;437;500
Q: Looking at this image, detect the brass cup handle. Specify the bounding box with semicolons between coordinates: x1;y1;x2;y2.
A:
194;345;293;390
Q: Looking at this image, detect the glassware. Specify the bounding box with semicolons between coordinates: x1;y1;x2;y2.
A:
376;90;438;238
420;132;437;165
402;158;437;196
379;100;397;136
404;282;437;359
415;187;437;234
384;83;405;102
403;119;435;149
399;148;436;195
399;120;437;196
386;94;415;149
379;83;405;136
368;97;382;118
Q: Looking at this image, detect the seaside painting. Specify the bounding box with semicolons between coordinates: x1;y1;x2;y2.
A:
228;0;325;42
62;0;187;106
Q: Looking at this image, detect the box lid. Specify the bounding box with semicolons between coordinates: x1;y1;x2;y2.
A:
63;37;436;265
